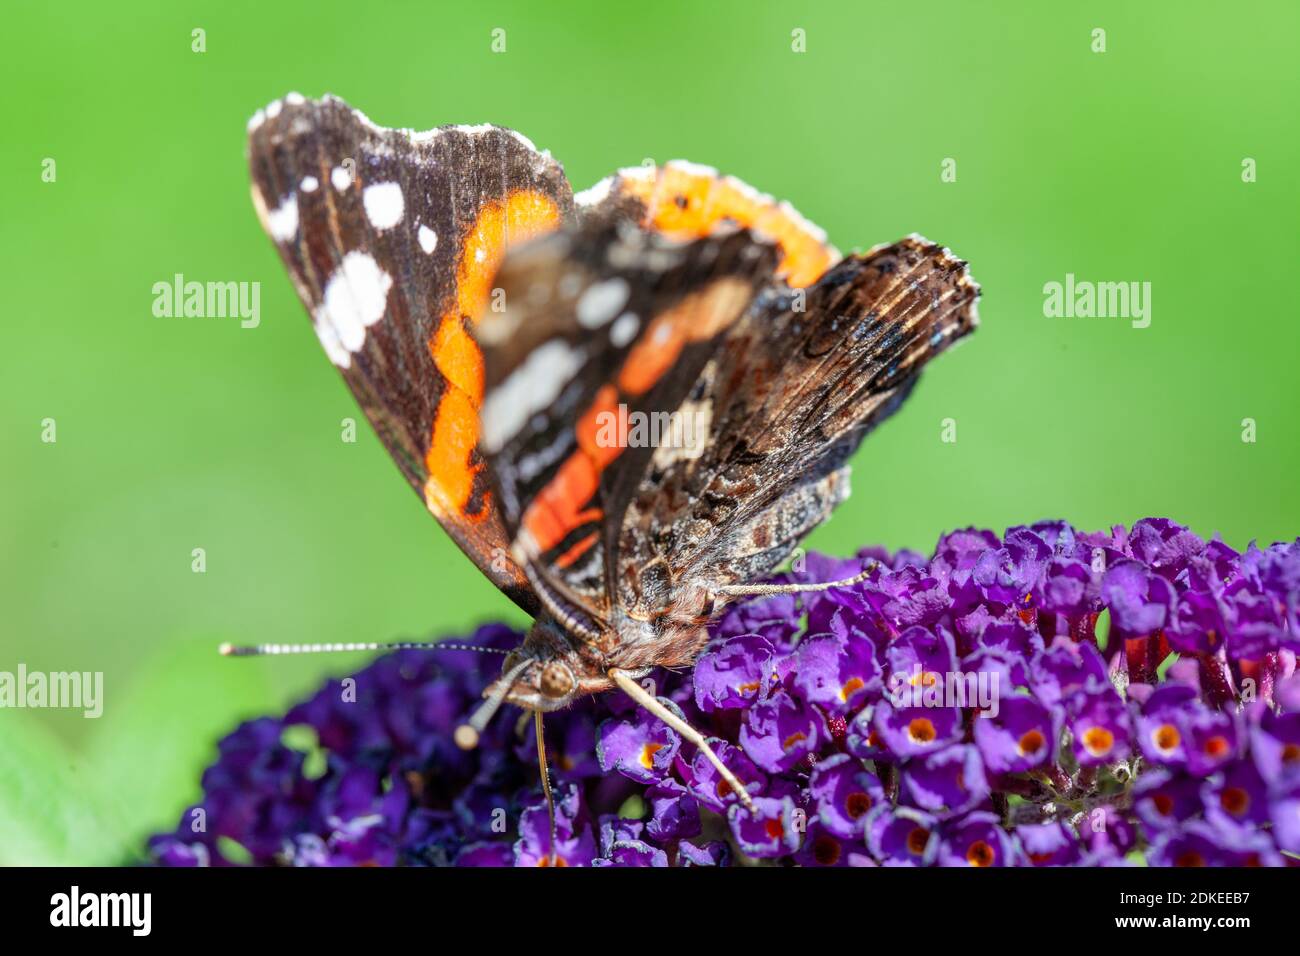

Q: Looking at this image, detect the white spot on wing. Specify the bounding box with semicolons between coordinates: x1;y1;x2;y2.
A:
314;314;351;368
480;340;584;453
301;175;319;193
331;165;353;191
609;312;640;348
266;100;283;120
418;224;438;254
518;431;573;483
576;278;630;328
266;194;299;242
363;182;404;230
575;175;614;208
314;252;394;365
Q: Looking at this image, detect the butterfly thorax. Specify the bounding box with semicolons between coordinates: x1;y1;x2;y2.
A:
495;580;721;712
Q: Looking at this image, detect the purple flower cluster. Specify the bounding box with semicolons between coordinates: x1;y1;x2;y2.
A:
150;519;1300;866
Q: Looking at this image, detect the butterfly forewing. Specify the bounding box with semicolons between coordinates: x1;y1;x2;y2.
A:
475;222;781;626
247;94;576;612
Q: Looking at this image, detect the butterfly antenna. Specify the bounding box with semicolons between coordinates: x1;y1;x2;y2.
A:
218;640;511;657
453;655;533;750
607;667;756;813
535;710;558;867
712;560;879;599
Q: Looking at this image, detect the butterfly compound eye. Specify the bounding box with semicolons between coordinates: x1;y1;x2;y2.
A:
540;661;575;699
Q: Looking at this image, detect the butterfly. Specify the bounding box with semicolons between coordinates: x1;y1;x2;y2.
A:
241;93;979;810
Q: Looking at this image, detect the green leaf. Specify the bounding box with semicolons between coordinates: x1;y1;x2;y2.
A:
618;794;647;819
1095;608;1111;653
0;708;131;865
216;835;254;865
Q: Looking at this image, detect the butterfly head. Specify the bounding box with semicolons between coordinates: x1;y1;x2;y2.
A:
494;619;587;712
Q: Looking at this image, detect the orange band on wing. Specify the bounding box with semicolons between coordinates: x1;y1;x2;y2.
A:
456;190;562;326
576;384;625;468
523;453;604;553
617;165;836;288
520;277;755;558
424;189;561;520
555;531;599;570
425;387;485;519
619;277;753;395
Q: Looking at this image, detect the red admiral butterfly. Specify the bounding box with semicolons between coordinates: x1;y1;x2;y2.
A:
234;93;980;811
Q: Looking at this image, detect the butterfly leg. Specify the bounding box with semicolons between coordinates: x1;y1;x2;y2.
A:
608;667;755;812
711;560;878;599
534;710;559;867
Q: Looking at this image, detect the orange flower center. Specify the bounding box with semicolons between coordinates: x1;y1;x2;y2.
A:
845;792;873;819
1220;786;1250;817
907;718;937;743
812;836;841;866
840;677;865;702
1018;728;1046;756
639;742;664;769
906;827;930;855
1082;726;1115;757
1153;724;1180;752
966;840;995;867
1203;735;1230;758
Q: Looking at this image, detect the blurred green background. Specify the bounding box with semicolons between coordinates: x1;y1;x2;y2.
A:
2;1;1297;864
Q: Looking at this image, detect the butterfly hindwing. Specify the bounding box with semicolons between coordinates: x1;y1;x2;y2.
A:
576;160;840;288
248;94;576;612
615;236;981;620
